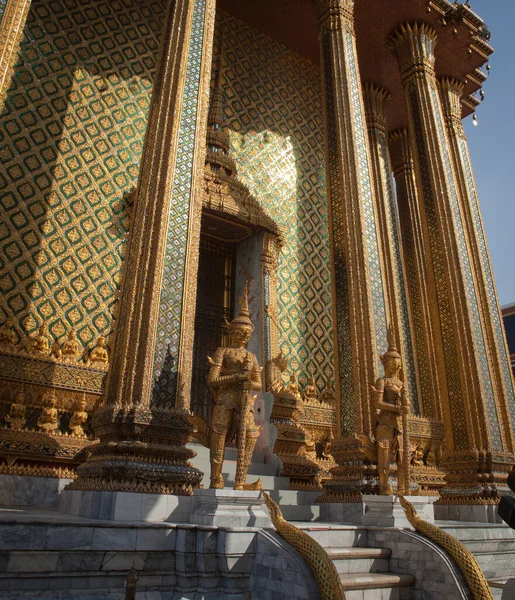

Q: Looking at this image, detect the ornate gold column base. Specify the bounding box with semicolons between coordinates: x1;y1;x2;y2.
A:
68;406;202;495
315;436;374;503
270;394;328;491
435;451;515;505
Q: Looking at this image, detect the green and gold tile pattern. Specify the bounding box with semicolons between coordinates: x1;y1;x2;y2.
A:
0;0;165;348
220;12;335;387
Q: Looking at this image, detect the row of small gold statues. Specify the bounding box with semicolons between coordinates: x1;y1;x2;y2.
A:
266;350;335;405
4;388;89;438
0;318;109;368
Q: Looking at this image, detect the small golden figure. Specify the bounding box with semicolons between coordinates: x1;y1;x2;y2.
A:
51;338;62;360
207;282;262;490
411;444;425;468
88;336;109;366
5;389;26;431
320;387;335;405
37;390;59;434
265;351;288;395
303;376;319;402
61;329;82;363
0;317;16;349
371;329;410;495
426;445;437;468
28;323;51;357
286;373;301;399
69;395;88;437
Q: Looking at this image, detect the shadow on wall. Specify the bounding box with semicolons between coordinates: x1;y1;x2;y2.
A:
217;11;335;395
0;0;165;350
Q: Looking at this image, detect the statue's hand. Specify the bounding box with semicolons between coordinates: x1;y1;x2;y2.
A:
237;372;251;382
370;385;382;395
400;404;410;415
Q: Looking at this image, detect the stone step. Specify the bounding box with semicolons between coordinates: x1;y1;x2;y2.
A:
326;547;391;574
279;504;320;522
221;472;291;490
438;522;515;542
339;572;415;593
474;551;515;579
489;578;510;600
300;524;370;548
190;443;268;464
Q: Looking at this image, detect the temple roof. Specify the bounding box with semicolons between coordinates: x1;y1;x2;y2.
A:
220;0;491;130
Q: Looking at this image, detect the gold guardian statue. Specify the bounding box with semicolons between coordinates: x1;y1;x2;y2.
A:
207;282;263;490
371;328;411;495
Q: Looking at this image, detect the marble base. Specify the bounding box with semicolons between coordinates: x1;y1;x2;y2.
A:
0;475;72;508
59;488;194;522
361;495;436;528
434;503;502;523
320;501;365;524
190;489;271;528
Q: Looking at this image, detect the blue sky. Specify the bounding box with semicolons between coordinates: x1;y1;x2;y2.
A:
462;0;515;306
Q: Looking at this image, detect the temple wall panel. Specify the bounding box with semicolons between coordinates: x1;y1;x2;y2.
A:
0;0;165;351
218;12;335;390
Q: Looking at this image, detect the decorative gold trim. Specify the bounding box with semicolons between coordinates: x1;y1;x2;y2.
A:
177;0;217;410
264;492;345;600
398;495;494;600
0;0;32;113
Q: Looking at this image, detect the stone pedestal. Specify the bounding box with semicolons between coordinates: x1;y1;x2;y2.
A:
321;495;435;527
190;489;271;528
362;495;435;528
434;503;502;524
59;488;194;522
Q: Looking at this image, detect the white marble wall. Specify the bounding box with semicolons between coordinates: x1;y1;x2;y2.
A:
0;514;318;599
0;475;72;508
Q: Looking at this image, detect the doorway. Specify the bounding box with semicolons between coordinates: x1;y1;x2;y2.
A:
190;234;236;423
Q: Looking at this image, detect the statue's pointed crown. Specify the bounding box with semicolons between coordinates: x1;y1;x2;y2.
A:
380;324;401;362
230;281;254;329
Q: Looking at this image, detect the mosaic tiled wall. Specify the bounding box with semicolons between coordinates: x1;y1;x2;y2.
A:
0;0;6;25
0;0;164;348
220;12;335;388
152;0;208;405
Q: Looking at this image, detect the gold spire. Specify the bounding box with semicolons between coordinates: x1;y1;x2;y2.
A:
208;27;225;129
206;26;236;176
381;324;401;362
230;281;254;329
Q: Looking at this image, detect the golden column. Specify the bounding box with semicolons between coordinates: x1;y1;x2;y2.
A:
389;128;447;421
362;83;419;416
439;77;515;444
0;0;32;111
69;0;216;495
391;23;515;502
317;0;390;500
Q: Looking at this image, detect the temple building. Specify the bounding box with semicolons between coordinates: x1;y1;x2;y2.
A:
0;0;514;598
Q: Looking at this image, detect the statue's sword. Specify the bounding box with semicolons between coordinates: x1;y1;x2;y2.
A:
401;390;411;495
235;354;252;489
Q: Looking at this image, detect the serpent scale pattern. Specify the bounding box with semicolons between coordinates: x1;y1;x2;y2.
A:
264;492;345;600
398;495;493;600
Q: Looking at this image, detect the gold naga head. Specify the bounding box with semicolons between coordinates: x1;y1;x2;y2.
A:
225;281;254;346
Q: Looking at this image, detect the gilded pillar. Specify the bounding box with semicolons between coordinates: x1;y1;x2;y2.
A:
391;23;514;502
389;129;447;421
0;0;32;111
317;0;390;500
439;77;515;448
70;0;216;495
362;83;419;415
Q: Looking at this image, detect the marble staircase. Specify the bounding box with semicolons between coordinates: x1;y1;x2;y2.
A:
438;520;515;599
298;524;416;599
